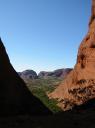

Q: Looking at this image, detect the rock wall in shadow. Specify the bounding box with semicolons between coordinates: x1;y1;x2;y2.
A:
0;38;52;116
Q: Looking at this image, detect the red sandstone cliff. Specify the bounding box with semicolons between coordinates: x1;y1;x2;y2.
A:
49;0;95;111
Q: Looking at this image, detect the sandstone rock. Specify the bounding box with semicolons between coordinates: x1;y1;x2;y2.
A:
0;38;52;115
49;0;95;111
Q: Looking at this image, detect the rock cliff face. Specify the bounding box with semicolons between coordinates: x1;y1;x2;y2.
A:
49;0;95;111
0;38;52;115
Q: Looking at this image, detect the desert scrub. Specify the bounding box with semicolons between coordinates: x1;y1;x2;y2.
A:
32;88;62;113
26;78;62;113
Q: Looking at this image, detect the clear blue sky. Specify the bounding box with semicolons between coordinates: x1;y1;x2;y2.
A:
0;0;91;73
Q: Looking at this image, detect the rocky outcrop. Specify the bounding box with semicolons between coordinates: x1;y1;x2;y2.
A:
18;70;38;80
0;38;52;116
38;68;72;79
49;0;95;111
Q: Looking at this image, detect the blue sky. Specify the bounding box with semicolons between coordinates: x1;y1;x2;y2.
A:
0;0;91;73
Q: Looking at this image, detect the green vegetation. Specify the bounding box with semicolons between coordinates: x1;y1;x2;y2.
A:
32;88;61;113
26;77;62;113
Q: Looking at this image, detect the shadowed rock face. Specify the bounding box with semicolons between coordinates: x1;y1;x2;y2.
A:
0;38;52;116
49;0;95;111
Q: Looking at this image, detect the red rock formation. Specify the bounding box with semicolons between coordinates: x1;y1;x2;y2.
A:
0;38;52;115
49;0;95;111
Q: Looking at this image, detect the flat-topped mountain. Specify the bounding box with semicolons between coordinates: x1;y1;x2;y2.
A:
38;68;72;79
18;68;72;81
49;0;95;111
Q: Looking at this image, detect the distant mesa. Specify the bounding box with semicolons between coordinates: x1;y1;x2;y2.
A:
38;68;72;79
18;70;38;80
18;68;72;81
49;0;95;111
0;38;52;116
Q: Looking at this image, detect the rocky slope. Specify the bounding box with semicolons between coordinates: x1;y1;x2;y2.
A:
38;68;72;79
0;38;52;115
49;0;95;111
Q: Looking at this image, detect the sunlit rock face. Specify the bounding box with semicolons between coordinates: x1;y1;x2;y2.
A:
0;38;52;115
49;0;95;111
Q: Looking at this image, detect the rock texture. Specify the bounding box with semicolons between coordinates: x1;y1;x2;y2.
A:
49;0;95;111
38;68;72;79
0;38;52;116
18;70;38;80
